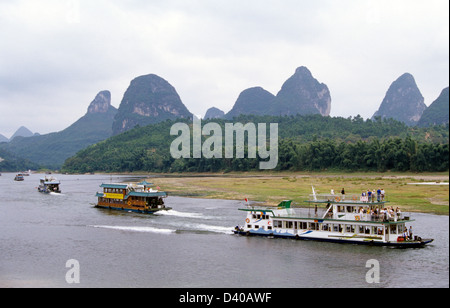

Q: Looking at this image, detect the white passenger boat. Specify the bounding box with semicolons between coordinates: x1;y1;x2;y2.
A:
38;176;61;193
234;189;434;248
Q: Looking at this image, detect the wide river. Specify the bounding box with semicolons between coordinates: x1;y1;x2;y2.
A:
0;173;448;288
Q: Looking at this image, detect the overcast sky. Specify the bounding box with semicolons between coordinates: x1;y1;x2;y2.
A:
0;0;448;138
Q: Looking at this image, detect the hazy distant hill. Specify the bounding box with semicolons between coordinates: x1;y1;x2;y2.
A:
0;126;40;143
225;66;331;119
417;87;449;127
10;126;35;140
0;91;117;169
372;73;427;126
112;74;192;135
275;66;331;116
204;107;225;119
226;87;276;118
0;134;8;143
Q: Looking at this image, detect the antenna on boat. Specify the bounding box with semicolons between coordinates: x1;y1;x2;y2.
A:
312;185;317;201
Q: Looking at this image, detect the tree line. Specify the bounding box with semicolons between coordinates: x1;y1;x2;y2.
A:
61;115;449;174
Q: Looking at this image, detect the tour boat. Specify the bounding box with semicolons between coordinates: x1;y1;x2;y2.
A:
14;174;24;181
234;188;434;248
95;181;170;214
38;176;61;193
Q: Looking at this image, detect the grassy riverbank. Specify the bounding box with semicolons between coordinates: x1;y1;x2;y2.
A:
149;172;449;215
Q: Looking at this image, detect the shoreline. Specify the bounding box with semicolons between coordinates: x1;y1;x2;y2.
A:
15;170;448;215
145;172;449;216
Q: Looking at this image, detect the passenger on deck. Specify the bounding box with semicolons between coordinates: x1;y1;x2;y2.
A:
396;207;402;219
403;228;408;240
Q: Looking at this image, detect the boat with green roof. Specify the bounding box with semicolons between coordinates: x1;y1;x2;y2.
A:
234;188;434;248
95;180;170;214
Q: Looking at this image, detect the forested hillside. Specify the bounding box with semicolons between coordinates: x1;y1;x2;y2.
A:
62;115;449;174
0;148;39;172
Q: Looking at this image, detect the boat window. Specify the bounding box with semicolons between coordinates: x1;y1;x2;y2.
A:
252;214;256;219
390;225;397;234
255;225;259;229
286;221;293;229
333;224;339;232
358;226;365;234
273;221;282;228
247;225;252;229
346;225;355;233
375;227;384;235
322;224;329;231
310;222;318;230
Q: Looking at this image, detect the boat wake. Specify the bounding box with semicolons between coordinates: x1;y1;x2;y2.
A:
155;209;209;219
178;223;234;235
50;192;65;196
89;225;176;234
89;223;233;235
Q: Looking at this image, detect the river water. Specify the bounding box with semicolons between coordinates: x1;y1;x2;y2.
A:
0;173;448;288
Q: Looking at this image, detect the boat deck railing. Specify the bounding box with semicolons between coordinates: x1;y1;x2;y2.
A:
308;193;389;204
243;204;410;223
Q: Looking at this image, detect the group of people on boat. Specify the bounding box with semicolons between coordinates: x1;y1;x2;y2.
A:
360;188;385;202
401;226;414;241
329;187;386;203
358;206;402;221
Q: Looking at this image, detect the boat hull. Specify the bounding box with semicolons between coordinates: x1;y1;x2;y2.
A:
95;204;172;215
233;230;434;248
38;188;61;194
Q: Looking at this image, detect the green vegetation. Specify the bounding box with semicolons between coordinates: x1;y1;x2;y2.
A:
0;148;39;171
152;173;449;215
62;114;449;174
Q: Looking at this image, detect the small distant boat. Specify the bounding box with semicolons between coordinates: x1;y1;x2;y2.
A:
14;174;24;181
95;180;170;214
38;176;61;194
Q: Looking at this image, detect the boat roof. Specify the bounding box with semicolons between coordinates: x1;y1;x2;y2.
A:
40;177;60;184
126;191;167;198
100;183;128;189
305;200;389;206
138;180;154;186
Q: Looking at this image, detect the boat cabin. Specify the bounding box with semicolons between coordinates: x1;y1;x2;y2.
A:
96;181;169;214
38;176;61;193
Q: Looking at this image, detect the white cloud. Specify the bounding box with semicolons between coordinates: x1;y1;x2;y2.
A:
0;0;448;137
